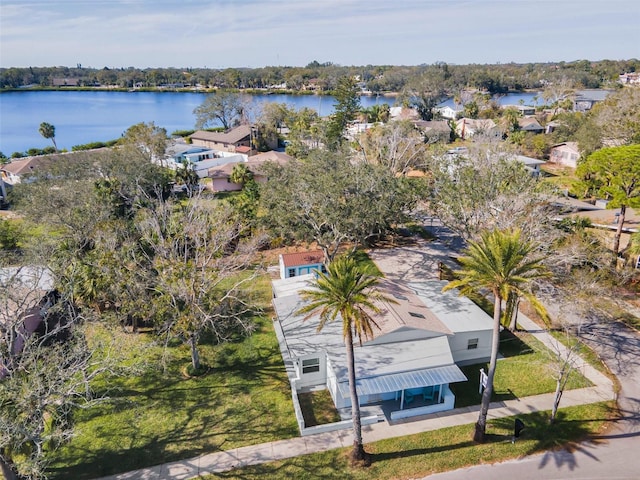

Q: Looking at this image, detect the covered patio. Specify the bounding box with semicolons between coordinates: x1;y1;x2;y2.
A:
336;364;468;421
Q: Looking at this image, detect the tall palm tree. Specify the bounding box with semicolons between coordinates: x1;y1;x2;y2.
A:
296;255;393;463
38;122;57;151
443;229;549;443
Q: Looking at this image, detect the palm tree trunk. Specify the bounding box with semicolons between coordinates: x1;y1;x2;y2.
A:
345;328;366;462
474;294;502;443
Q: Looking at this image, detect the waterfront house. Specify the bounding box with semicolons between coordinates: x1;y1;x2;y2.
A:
190;125;253;153
272;275;493;431
434;105;464;120
0;156;54;185
572;90;613;112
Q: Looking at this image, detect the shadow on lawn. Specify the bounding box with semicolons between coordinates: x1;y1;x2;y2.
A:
47;336;298;479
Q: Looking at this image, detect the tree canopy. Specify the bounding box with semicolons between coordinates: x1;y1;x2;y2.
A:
577;144;640;255
259;150;421;261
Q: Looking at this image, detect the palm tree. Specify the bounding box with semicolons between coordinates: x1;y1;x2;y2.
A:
296;255;393;464
230;163;253;187
443;229;549;442
38;122;57;151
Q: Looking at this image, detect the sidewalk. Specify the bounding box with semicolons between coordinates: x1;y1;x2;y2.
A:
98;312;615;480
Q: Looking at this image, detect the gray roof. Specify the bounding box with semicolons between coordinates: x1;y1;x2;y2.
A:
574;89;613;102
410;281;494;334
273;292;458;382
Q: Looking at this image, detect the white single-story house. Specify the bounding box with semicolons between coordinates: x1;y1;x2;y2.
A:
549;142;581;169
278;250;326;280
502;104;536;116
272;276;493;430
515;155;546;176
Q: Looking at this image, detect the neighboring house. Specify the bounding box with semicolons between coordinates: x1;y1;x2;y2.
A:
272;276;493;431
208;150;292;192
278;250;326;279
347;122;376;139
0;156;54;185
549;142;581;168
389;106;420;121
515;155;546;176
0;266;56;377
619;73;640;85
190;155;246;179
572;89;613;112
52;77;80;87
170;146;219;167
518;117;544;134
190;125;253;153
455;118;499;139
502;104;536;116
545;120;562;134
434;105;464;120
412;120;452;143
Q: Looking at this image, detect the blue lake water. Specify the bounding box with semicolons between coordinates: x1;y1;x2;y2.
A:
0;90;542;155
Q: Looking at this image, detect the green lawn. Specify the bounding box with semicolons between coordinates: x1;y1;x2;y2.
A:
451;330;593;407
203;402;614;480
46;277;299;479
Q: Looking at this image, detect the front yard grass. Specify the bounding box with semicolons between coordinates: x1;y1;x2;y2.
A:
203;402;614;480
46;276;299;480
451;330;593;408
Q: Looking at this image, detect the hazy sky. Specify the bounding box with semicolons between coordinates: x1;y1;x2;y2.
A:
1;0;638;69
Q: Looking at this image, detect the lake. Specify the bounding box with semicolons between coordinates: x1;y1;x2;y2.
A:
0;90;542;155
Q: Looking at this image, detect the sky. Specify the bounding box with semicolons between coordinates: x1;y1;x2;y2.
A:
1;0;639;69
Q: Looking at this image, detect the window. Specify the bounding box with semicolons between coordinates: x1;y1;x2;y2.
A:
302;358;320;374
467;338;479;350
288;268;296;277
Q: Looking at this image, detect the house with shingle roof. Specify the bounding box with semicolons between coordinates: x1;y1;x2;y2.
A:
0;156;55;185
190;125;253;153
272;274;493;430
208;150;293;192
518;117;544;134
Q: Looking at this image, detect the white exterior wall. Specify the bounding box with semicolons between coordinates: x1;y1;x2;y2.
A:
293;353;327;389
447;330;492;366
364;327;440;346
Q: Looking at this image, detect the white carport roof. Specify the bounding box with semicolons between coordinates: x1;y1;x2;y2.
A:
338;364;467;398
